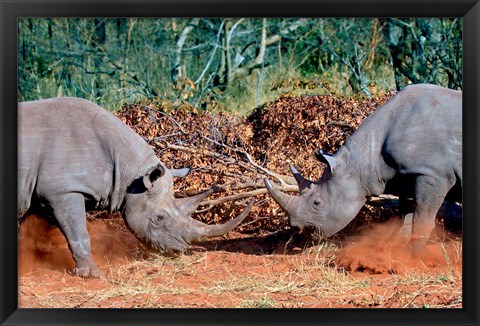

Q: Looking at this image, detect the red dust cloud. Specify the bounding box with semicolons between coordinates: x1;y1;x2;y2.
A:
18;214;462;277
335;218;462;274
18;214;143;276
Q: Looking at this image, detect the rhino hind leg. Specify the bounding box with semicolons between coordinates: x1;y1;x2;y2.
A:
408;175;453;256
49;193;101;278
396;213;413;240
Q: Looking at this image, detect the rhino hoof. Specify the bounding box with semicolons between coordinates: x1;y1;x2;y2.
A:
73;264;102;278
407;236;429;259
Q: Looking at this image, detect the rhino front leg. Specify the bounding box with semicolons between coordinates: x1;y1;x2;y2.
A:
409;175;450;256
49;193;101;278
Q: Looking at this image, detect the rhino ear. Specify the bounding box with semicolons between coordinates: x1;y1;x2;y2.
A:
143;164;165;189
315;149;336;174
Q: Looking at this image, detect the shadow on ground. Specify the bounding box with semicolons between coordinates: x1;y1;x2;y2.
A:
191;228;323;255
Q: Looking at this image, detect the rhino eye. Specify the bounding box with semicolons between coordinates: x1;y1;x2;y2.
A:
313;200;321;206
152;215;165;225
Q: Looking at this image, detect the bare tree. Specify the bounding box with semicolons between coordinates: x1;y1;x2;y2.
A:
171;18;200;84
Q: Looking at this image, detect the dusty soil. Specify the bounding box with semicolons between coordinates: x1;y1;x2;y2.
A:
18;214;462;308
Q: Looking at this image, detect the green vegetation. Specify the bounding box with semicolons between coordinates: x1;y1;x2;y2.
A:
18;18;462;113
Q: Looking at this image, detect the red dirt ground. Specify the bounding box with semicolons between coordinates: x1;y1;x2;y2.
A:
18;214;462;308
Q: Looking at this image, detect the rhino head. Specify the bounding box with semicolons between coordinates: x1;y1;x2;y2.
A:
264;150;365;238
123;163;254;253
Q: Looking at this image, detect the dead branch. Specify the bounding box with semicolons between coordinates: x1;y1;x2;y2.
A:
366;194;401;207
194;167;253;182
141;105;187;134
165;143;196;153
327;121;354;128
200;135;294;185
199;183;298;208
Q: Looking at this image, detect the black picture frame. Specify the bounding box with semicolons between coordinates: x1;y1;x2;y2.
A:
1;0;479;325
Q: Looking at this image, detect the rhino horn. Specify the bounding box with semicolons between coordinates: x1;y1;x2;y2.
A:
187;199;255;241
289;164;316;194
170;167;191;178
264;178;295;212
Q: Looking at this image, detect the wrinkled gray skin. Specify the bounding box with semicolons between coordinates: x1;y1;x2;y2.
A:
265;84;462;252
18;97;254;277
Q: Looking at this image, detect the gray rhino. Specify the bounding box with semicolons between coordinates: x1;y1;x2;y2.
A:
265;84;462;252
18;97;254;277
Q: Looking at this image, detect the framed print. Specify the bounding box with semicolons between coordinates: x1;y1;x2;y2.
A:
1;0;479;325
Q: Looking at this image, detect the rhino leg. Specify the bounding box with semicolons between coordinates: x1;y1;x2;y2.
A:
409;175;451;256
394;196;413;239
397;213;413;240
49;193;101;278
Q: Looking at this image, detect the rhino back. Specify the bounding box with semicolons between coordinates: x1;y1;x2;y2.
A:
18;97;159;214
338;84;462;195
382;85;461;177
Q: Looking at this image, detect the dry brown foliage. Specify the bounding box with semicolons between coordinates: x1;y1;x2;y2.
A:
115;92;396;235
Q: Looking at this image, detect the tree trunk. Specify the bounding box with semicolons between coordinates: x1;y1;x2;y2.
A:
171;18;199;83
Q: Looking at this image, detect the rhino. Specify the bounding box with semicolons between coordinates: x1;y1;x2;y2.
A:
18;97;254;277
265;84;462;252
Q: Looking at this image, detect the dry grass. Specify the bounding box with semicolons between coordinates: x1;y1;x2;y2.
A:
18;238;462;308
